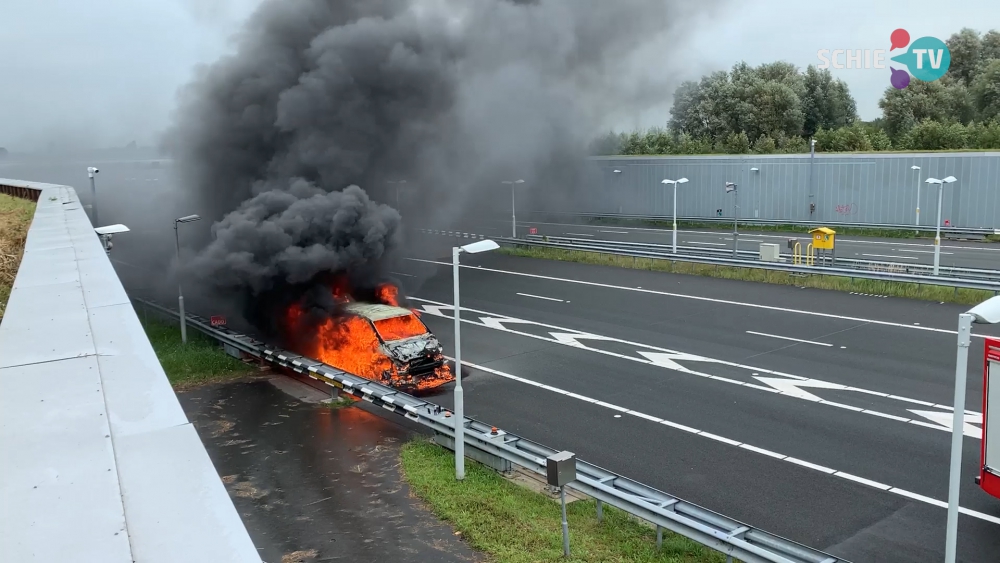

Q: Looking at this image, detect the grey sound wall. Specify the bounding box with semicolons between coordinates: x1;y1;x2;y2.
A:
585;152;1000;229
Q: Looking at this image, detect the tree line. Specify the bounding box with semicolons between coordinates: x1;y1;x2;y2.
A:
592;28;1000;155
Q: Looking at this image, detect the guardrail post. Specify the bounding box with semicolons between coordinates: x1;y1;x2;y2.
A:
596;499;603;523
656;525;663;550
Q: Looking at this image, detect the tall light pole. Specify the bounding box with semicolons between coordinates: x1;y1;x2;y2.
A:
87;167;100;227
174;214;201;344
660;178;688;254
750;167;760;219
925;176;958;275
452;238;500;480
911;165;921;232
613;169;622;214
726;182;738;257
501;180;525;238
944;296;1000;563
387;180;406;208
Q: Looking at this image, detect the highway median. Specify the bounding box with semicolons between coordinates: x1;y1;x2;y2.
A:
500;245;997;305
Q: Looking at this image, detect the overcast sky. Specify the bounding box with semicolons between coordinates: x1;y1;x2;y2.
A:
2;0;998;152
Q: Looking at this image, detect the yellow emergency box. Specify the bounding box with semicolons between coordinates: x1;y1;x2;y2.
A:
809;227;836;250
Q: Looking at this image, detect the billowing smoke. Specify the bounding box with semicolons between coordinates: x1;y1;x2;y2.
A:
165;0;720;337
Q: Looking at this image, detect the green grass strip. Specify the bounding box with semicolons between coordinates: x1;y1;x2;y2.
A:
140;317;259;388
500;246;997;306
400;440;728;562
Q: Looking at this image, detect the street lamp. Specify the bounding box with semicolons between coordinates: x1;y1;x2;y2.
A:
925;176;958;275
612;170;622;213
87;167;100;227
501;180;525;238
174;214;201;344
750;167;760;219
726;182;738;257
911;165;921;232
452;238;500;480
944;295;1000;563
387;180;407;208
660;178;689;254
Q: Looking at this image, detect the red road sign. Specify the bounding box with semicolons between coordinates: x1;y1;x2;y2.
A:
529;227;537;234
210;315;227;327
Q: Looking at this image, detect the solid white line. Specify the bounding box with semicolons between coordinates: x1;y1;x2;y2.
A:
745;331;833;347
515;292;565;303
686;241;727;246
405;258;991;339
599;230;630;234
391;271;415;277
565;233;595;237
448;356;1000;526
862;253;919;260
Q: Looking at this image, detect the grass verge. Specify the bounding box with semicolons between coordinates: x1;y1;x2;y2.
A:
140;317;259;389
585;216;1000;242
0;193;36;321
500;246;997;306
400;440;727;563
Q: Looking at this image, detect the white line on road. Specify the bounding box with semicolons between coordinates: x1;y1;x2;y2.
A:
450;356;1000;526
686;241;726;246
516;292;565;302
391;271;415;277
565;233;595;237
599;230;630;234
745;331;833;347
862;253;919;260
406;258;993;340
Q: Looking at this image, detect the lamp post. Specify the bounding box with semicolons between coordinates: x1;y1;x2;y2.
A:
87;167;100;227
750;167;760;219
944;295;1000;563
387;180;406;208
925;176;958;275
660;178;689;254
613;169;622;214
911;165;921;232
726;182;738;257
174;214;201;344
452;238;500;480
501;180;525;238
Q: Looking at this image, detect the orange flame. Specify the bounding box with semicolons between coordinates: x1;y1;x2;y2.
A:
376;283;399;306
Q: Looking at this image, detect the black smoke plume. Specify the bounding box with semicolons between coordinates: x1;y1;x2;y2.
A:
165;0;719;338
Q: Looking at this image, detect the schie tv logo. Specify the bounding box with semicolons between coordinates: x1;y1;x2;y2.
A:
817;29;951;89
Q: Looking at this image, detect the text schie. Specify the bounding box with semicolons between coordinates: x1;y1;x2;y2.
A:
817;48;947;70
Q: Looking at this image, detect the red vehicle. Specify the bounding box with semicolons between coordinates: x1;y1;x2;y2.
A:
977;338;1000;499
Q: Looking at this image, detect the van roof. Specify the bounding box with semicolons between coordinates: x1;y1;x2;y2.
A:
343;302;413;321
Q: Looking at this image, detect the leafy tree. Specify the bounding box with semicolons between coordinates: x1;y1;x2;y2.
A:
801;66;857;137
982;30;1000;64
900;119;970;150
969;121;1000;149
752;135;777;154
878;78;973;141
946;28;984;85
814;123;873;152
720;131;750;154
971;59;1000;122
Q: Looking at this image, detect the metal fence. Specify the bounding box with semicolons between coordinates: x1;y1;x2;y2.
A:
136;298;849;563
582;152;1000;229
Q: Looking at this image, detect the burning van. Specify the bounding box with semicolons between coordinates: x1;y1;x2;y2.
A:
294;300;454;391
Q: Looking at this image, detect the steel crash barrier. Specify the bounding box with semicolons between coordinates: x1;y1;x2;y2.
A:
510;235;1000;293
136;298;847;563
528;211;1000;238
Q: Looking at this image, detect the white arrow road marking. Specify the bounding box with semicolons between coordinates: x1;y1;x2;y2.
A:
753;377;851;402
637;351;712;373
908;410;983;438
549;332;612;346
413;298;983;434
449;356;1000;526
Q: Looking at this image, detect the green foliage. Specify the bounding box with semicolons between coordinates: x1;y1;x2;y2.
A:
901;119;971;150
720;131;750;154
141;317;257;388
969;120;1000;149
401;440;727;563
751;134;777;154
971;59;1000;122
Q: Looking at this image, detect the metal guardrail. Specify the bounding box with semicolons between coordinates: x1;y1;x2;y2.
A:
135;298;848;563
506;235;1000;293
528;211;1000;237
523;235;1000;282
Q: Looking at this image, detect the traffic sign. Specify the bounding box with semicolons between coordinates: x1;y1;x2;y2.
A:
210;315;227;327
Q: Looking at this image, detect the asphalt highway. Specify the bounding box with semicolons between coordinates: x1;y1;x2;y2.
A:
395;231;1000;563
423;216;1000;271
